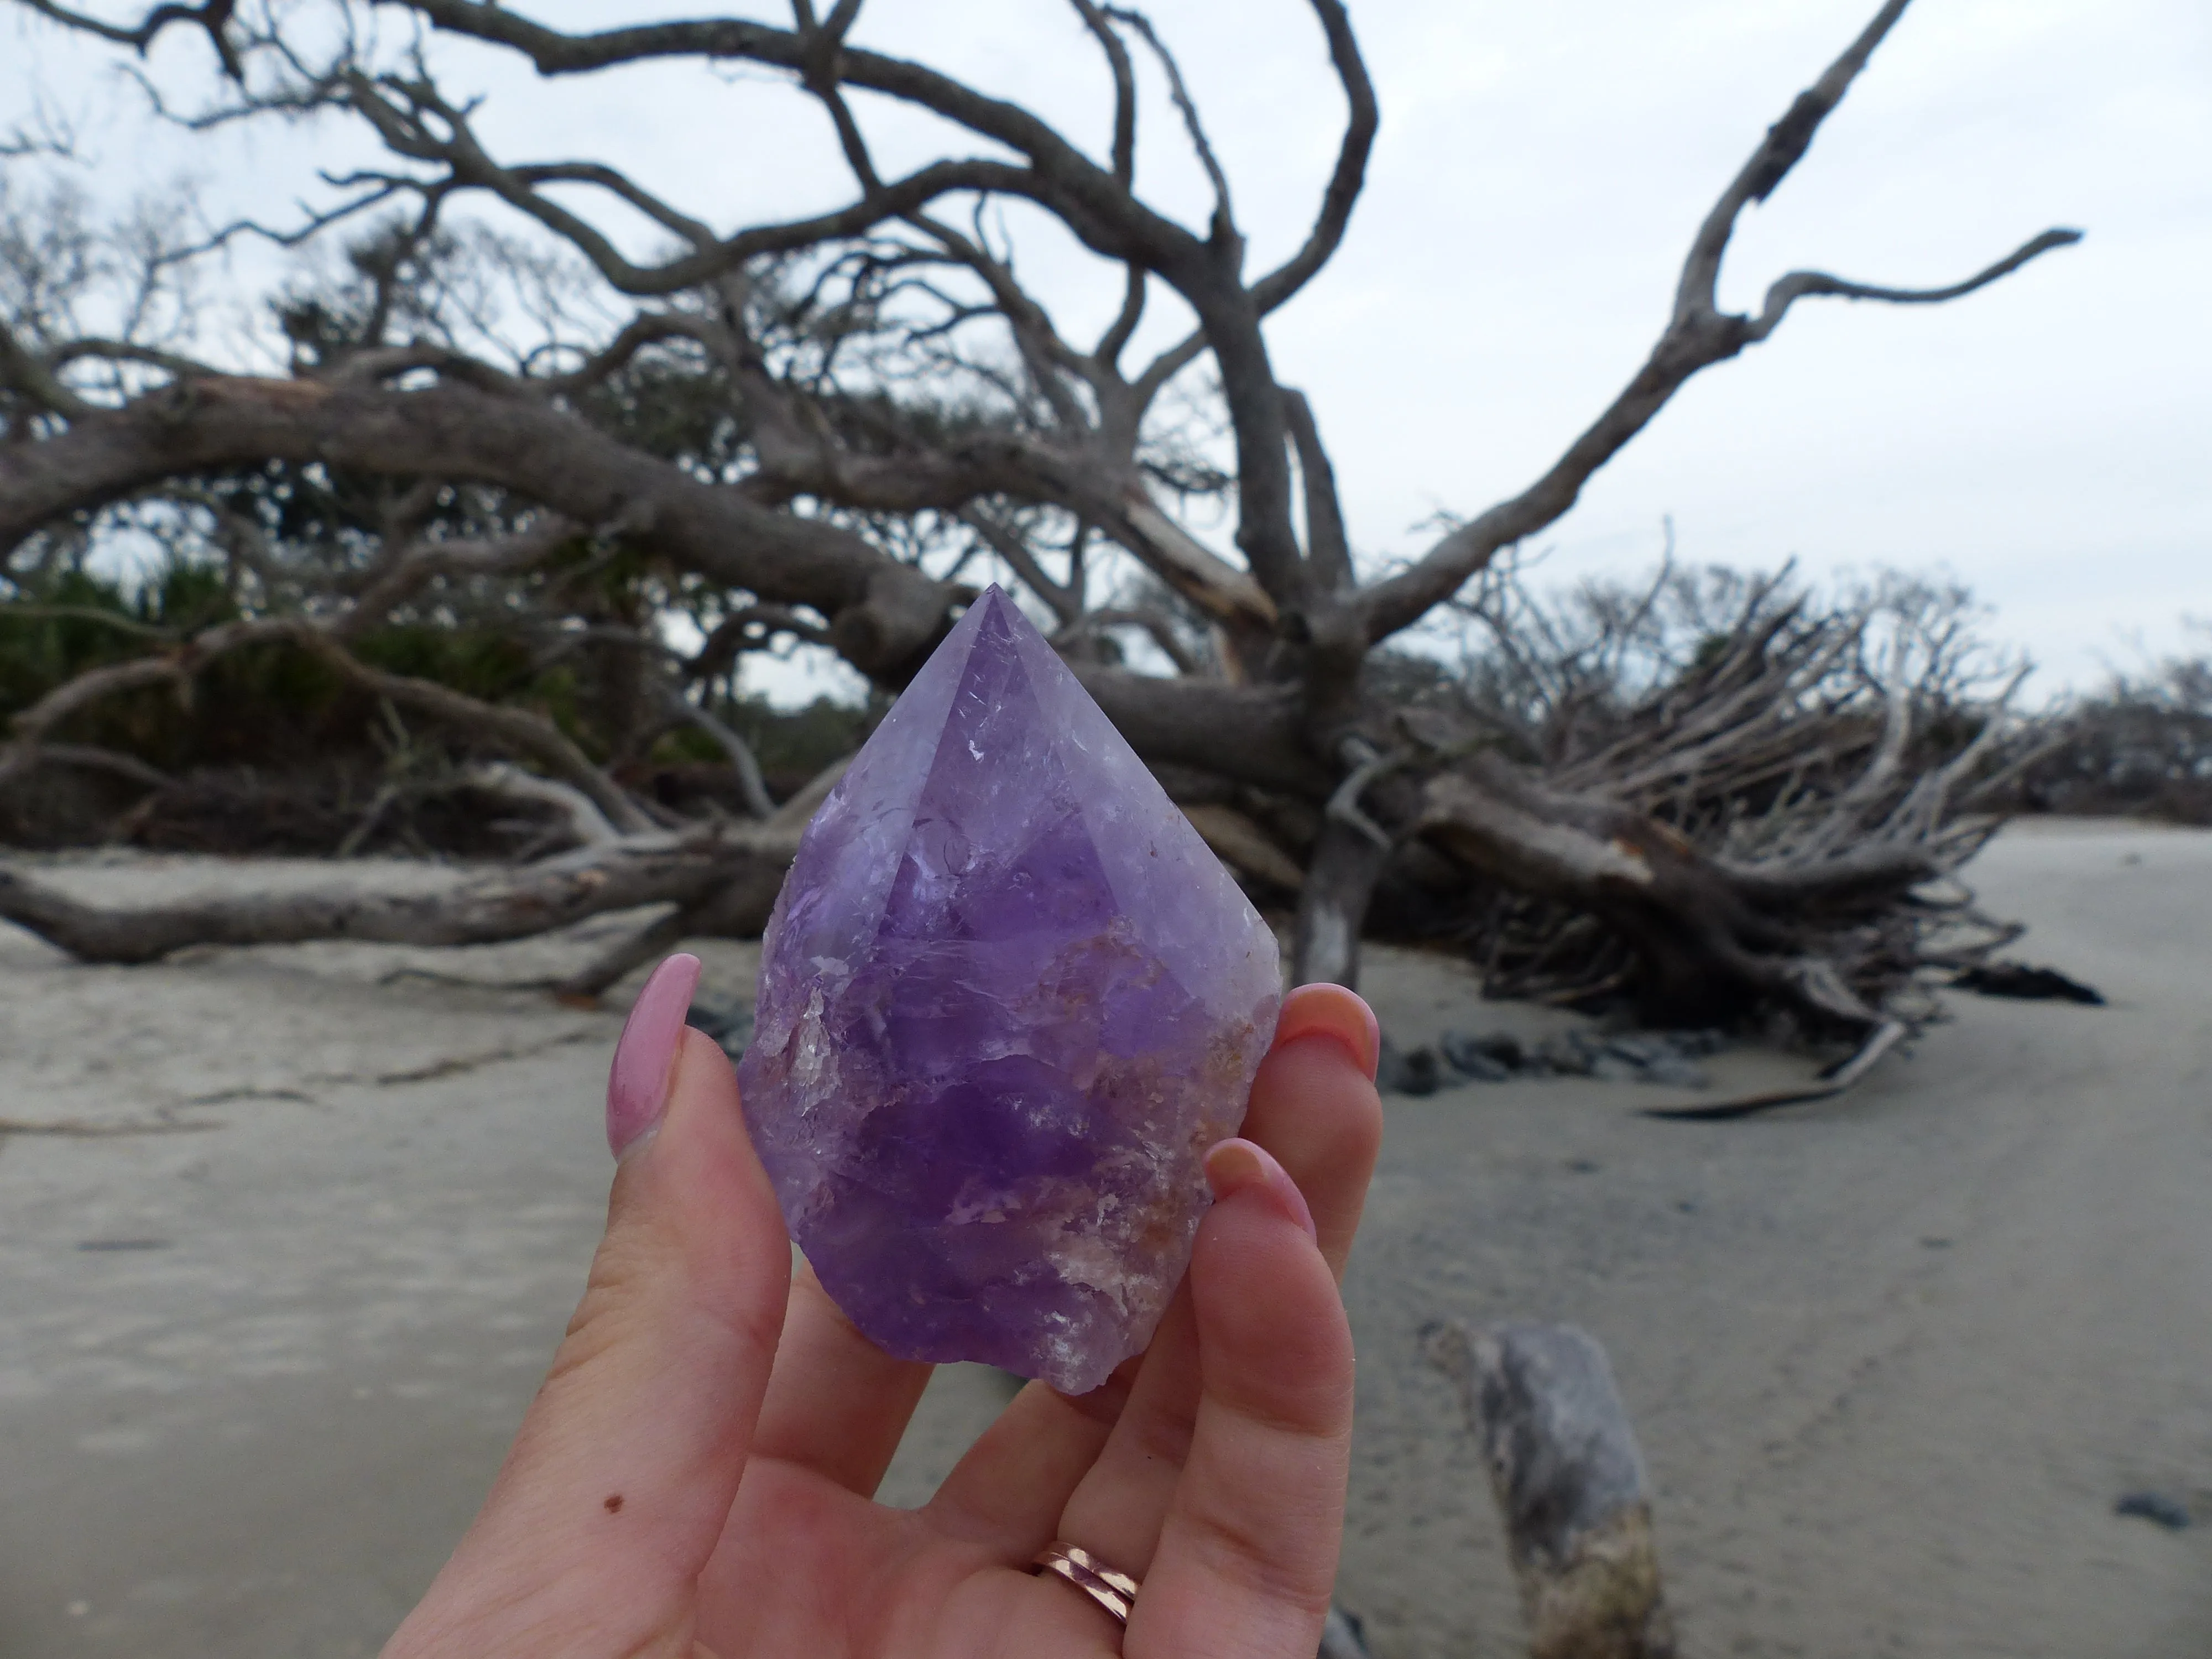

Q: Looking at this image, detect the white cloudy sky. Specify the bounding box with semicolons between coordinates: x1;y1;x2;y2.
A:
7;0;2209;698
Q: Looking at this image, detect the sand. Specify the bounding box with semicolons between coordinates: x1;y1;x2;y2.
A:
0;823;2206;1656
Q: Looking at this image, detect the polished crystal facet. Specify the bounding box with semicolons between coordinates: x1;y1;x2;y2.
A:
737;587;1282;1392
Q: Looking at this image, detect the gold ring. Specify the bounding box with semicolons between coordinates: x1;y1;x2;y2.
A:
1030;1542;1141;1628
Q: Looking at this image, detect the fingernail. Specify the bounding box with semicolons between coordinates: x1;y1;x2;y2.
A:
606;953;702;1159
1275;983;1381;1081
1204;1138;1318;1241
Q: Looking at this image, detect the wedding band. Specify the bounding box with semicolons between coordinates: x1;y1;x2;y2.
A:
1030;1542;1140;1627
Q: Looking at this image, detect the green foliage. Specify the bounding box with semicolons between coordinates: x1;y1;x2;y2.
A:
725;692;880;785
3;551;875;822
2;556;547;773
0;566;145;714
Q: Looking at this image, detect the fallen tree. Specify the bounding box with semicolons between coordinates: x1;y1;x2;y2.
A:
0;0;2075;1031
1401;560;2032;1025
0;821;781;962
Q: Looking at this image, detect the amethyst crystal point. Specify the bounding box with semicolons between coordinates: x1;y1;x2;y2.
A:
737;586;1282;1393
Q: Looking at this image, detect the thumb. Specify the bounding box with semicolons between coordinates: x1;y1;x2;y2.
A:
384;955;792;1659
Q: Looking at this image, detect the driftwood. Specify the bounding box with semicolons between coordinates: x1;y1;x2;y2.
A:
1425;1319;1674;1659
550;757;848;999
465;761;624;847
1953;962;2105;1005
0;0;2075;1013
1316;1604;1373;1659
1411;555;2034;1028
0;822;796;966
1642;1019;1905;1121
0;752;854;977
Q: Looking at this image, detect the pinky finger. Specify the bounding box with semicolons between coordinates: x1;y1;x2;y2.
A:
1125;1139;1354;1659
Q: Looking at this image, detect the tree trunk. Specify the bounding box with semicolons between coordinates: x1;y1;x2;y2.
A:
1290;817;1394;988
0;826;796;964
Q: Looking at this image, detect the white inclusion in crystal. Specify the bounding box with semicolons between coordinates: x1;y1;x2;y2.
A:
1050;1232;1146;1317
968;740;984;760
788;988;838;1116
1039;1327;1084;1381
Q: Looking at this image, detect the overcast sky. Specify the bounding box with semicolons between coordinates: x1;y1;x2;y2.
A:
8;0;2209;698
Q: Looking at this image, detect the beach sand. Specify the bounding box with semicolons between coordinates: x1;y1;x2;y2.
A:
0;821;2206;1656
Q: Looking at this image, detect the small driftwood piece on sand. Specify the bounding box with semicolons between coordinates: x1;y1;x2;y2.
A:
1642;1017;1905;1121
1316;1603;1373;1658
1424;1319;1676;1659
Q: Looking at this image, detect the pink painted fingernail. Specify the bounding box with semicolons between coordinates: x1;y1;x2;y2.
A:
1274;983;1381;1081
1204;1138;1318;1241
606;953;702;1158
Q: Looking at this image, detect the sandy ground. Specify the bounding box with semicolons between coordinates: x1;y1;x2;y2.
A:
0;823;2207;1657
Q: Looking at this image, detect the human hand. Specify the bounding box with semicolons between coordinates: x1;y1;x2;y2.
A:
383;954;1384;1659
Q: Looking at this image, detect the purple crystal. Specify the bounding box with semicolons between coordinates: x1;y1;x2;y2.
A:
737;587;1282;1392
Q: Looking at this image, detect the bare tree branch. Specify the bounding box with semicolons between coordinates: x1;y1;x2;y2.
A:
0;317;96;419
1102;8;1238;248
336;60;1036;300
7;740;171;792
661;686;776;820
0;0;2069;1020
0;374;953;682
1283;387;1351;591
465;760;622;846
1676;0;1912;319
688;606;833;685
1745;228;2083;342
1069;0;1138;189
18;0;242;77
1058;604;1203;676
1356;0;2080;644
958;508;1079;626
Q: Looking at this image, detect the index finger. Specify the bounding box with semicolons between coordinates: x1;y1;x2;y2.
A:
388;1003;794;1657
